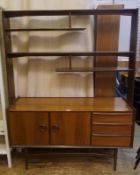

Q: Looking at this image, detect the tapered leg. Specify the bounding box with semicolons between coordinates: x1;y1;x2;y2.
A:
113;149;118;171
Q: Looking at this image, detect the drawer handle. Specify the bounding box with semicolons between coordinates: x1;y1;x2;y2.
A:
52;124;60;130
39;124;48;132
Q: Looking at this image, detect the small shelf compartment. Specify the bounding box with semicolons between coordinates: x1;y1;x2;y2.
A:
0;142;7;155
0;120;5;136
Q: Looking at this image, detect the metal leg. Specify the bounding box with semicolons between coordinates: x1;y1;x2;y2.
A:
134;147;140;170
113;149;118;171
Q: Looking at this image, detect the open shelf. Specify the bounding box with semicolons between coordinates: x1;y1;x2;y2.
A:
7;51;134;58
5;28;86;32
0;120;5;136
0;143;7;155
55;67;134;73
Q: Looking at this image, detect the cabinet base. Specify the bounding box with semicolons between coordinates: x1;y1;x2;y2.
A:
24;148;118;170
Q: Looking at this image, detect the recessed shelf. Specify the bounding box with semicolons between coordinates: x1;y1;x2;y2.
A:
0;120;5;136
7;51;134;58
5;28;86;32
56;67;134;73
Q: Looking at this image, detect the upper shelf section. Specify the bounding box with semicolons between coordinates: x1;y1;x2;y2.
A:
3;9;138;17
7;51;134;58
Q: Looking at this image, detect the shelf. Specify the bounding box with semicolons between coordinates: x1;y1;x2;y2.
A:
0;120;5;136
3;9;137;18
0;143;7;155
7;51;134;58
5;28;86;32
56;67;134;72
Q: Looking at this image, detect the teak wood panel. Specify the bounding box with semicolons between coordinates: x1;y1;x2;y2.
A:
92;125;132;136
95;5;123;97
50;112;90;145
8;97;132;112
8;112;49;145
92;136;131;147
92;113;133;124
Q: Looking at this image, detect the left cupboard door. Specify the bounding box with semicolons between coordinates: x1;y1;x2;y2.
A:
8;112;50;146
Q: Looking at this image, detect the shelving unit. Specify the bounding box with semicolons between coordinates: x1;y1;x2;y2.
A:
0;8;138;169
0;47;12;168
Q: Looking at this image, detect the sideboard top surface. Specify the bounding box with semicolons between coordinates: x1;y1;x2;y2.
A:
8;97;133;112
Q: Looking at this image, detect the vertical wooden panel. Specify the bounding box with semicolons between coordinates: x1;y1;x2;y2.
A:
94;5;123;97
0;9;15;105
51;112;90;145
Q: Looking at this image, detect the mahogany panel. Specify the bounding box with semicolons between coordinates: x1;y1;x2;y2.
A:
51;112;90;145
92;125;132;135
8;112;49;145
92;136;131;147
92;113;133;124
8;97;133;112
95;5;123;97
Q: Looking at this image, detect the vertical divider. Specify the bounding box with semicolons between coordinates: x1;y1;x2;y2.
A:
93;15;97;97
127;10;138;104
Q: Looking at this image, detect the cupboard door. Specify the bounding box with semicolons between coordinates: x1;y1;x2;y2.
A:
8;112;49;145
51;112;90;145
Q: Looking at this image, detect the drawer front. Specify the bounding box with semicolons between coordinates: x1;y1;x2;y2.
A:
92;113;133;124
92;136;131;147
8;112;49;146
92;125;132;135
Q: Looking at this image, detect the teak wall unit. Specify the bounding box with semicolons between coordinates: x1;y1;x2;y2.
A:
0;8;138;169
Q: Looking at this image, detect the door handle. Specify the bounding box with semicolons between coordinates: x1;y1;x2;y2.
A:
39;124;48;132
52;124;60;130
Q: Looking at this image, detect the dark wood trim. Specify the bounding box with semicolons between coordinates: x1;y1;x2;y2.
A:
7;51;134;58
5;28;86;32
3;9;138;17
113;149;118;171
127;10;138;104
56;67;134;72
0;10;15;105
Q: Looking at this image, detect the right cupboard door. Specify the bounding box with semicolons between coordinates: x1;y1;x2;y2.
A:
51;112;90;145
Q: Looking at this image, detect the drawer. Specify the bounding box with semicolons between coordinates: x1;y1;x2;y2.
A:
92;125;132;135
92;113;133;124
91;136;131;147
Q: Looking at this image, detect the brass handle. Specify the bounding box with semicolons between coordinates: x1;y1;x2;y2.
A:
39;124;48;132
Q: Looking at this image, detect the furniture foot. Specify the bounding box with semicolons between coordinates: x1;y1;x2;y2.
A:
134;147;140;169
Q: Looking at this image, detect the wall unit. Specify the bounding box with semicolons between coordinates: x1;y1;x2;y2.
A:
0;8;138;169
